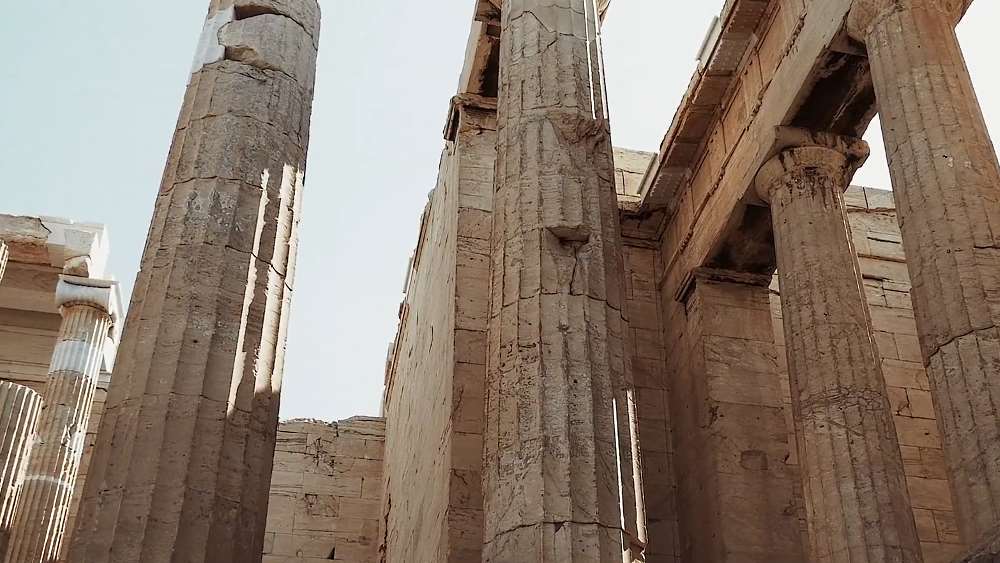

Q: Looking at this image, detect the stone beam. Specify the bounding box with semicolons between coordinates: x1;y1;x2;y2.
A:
460;2;501;97
0;215;111;280
637;0;976;302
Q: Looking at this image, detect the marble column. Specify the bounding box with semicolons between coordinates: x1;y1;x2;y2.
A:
756;139;922;562
0;383;42;557
6;276;113;563
848;0;1000;544
0;240;8;284
483;0;645;561
66;2;319;562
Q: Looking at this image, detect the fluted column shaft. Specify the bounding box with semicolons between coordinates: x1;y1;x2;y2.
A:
66;2;319;562
0;383;42;557
484;1;645;561
757;143;922;562
6;277;113;563
0;241;8;284
849;0;1000;543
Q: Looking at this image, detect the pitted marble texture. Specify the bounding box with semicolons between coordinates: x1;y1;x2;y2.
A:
760;144;922;563
847;0;965;40
853;0;1000;543
65;1;319;561
484;0;644;561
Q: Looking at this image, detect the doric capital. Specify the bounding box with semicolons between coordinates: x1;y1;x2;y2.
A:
755;132;869;203
847;0;966;41
55;275;115;317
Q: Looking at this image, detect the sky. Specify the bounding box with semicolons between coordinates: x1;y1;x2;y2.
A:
1;2;998;421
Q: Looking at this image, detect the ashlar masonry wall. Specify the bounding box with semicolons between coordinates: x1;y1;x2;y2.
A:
380;101;495;563
264;417;385;563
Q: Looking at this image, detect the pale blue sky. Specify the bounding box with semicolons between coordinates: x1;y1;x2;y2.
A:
1;2;997;420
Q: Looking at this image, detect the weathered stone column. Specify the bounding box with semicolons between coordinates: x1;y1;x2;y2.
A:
0;240;8;283
6;276;113;562
0;383;42;556
756;139;922;562
483;0;645;561
848;0;1000;544
66;2;319;562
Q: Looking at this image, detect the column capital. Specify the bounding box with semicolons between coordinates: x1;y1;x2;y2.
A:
55;275;114;317
847;0;965;41
754;129;868;203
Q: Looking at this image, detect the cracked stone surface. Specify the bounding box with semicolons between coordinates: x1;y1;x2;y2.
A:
851;0;1000;544
483;0;644;561
955;526;1000;562
668;270;805;562
0;382;41;557
64;1;319;562
264;418;385;562
758;145;922;563
7;279;114;563
380;99;495;563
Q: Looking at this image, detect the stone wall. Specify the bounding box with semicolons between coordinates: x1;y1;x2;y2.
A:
380;101;495;563
618;148;680;562
264;418;385;563
770;186;962;563
623;244;679;561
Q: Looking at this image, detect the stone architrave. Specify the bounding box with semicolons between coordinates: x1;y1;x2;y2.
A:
0;383;42;556
756;138;922;562
66;2;320;562
6;276;114;563
483;0;645;561
848;0;1000;544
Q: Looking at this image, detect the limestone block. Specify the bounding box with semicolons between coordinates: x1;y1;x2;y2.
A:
220;14;317;91
264;419;384;562
233;0;321;46
668;273;803;562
